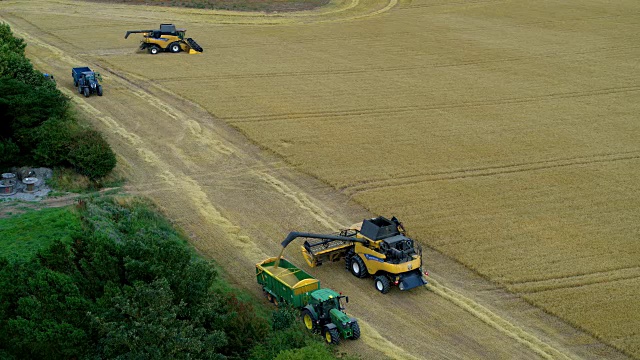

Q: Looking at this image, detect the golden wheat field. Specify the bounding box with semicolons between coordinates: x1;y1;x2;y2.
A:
2;0;639;358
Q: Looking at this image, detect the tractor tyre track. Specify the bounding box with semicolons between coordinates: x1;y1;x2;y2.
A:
341;151;640;196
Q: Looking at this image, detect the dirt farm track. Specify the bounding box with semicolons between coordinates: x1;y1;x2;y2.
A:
2;0;639;359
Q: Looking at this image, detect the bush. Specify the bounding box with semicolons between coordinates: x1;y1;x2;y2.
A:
249;327;310;360
67;129;116;179
32;118;75;167
274;342;337;360
214;294;270;359
272;306;298;331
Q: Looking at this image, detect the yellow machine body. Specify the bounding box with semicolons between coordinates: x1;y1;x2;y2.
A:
290;216;428;293
125;24;203;55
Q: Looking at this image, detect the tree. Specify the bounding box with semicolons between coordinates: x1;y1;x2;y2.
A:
0;262;90;359
0;23;26;55
0;78;69;165
32;118;75;167
210;293;270;359
67;129;116;179
0;139;19;168
93;279;227;359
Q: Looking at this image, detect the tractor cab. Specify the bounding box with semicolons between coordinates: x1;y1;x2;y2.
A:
83;72;95;81
81;72;102;85
310;289;347;314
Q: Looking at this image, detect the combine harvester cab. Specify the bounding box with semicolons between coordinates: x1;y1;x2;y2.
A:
256;257;360;344
124;24;203;55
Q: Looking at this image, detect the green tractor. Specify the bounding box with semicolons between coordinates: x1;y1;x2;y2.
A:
300;288;360;344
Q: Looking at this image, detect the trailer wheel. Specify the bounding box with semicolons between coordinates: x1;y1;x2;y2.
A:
273;297;280;307
148;45;160;55
350;256;367;278
351;321;361;340
301;309;317;331
374;275;391;294
324;328;340;345
266;292;274;303
78;85;82;94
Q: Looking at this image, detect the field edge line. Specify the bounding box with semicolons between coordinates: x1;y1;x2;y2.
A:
427;279;576;360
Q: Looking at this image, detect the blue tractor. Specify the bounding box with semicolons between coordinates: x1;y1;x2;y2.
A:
72;67;103;97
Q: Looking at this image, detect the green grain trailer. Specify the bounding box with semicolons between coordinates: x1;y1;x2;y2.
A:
256;257;360;344
256;257;320;307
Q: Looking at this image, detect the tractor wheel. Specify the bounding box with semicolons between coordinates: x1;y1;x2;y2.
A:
374;275;391;294
83;87;90;97
169;42;181;53
148;45;160;55
97;85;103;96
301;309;317;332
351;321;361;340
324;328;340;345
350;256;368;278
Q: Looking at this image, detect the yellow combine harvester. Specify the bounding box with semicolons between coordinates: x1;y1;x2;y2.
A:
125;24;203;55
280;216;429;294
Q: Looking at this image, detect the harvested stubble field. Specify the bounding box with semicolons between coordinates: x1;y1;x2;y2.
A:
2;0;639;358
